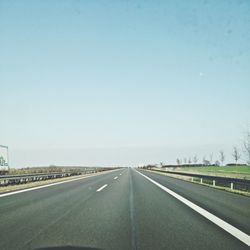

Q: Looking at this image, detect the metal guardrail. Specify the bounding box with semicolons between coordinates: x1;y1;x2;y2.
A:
0;171;97;186
150;169;250;192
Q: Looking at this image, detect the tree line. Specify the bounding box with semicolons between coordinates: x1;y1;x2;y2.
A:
176;126;250;166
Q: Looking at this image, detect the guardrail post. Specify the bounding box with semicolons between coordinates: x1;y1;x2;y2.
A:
200;178;203;184
231;182;234;190
213;180;215;187
191;177;194;182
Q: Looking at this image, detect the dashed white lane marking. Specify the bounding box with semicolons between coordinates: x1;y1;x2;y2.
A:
114;177;118;180
96;184;108;192
120;174;122;176
0;169;121;198
136;170;250;247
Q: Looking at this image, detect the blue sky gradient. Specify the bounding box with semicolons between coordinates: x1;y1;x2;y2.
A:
0;1;249;167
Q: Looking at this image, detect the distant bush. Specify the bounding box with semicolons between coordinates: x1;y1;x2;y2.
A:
163;164;214;168
226;163;248;166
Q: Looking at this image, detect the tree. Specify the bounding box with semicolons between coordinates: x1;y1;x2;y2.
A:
176;158;181;165
215;160;220;166
243;126;250;165
188;158;192;164
0;156;3;166
193;155;198;164
219;150;225;166
209;153;213;165
232;146;241;165
0;156;6;166
202;156;205;164
183;158;187;164
203;156;210;165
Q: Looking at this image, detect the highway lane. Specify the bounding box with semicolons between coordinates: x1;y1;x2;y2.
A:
0;169;126;250
138;169;250;235
0;168;249;250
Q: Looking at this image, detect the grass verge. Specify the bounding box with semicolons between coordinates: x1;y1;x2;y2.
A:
171;165;250;180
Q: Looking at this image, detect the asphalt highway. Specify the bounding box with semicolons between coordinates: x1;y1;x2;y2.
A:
0;168;249;250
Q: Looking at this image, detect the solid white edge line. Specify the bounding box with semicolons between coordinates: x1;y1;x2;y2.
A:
135;170;250;247
96;184;108;192
0;169;120;198
114;176;118;180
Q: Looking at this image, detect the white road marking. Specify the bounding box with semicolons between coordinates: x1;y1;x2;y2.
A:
135;170;250;247
114;176;118;180
0;169;119;198
96;184;108;192
120;174;122;176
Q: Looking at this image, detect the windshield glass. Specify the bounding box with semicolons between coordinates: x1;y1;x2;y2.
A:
0;1;250;250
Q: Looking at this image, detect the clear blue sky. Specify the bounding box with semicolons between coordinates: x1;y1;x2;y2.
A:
0;0;249;167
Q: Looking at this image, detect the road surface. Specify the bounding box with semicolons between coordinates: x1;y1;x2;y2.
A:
0;168;250;250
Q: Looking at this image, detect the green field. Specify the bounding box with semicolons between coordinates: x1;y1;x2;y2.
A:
173;165;250;179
